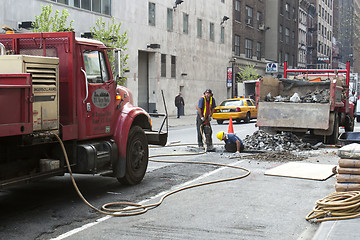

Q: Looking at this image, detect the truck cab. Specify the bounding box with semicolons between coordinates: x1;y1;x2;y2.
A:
0;32;166;188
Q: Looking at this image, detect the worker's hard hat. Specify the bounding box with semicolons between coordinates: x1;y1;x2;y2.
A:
217;131;224;141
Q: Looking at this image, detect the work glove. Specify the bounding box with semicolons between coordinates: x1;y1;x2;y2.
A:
232;151;240;156
201;117;205;122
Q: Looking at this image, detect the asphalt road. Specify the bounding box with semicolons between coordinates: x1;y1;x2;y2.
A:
0;121;342;240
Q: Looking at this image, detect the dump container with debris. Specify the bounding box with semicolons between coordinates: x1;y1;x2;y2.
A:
256;64;354;144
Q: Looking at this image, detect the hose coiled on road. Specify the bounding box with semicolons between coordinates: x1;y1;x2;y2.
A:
306;191;360;222
53;134;250;217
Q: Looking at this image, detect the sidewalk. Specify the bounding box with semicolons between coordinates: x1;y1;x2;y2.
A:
151;114;196;129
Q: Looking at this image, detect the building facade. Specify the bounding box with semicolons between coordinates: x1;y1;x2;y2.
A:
264;0;299;74
0;0;233;116
231;0;266;97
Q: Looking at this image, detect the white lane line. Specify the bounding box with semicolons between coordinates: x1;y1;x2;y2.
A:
51;159;244;240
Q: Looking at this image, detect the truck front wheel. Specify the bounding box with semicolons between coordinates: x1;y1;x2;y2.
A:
117;126;149;185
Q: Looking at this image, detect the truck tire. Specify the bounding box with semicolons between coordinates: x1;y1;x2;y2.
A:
357;116;360;123
326;114;339;144
345;115;354;132
117;126;149;185
217;120;224;124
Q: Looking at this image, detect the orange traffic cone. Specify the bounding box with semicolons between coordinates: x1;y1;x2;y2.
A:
228;117;234;133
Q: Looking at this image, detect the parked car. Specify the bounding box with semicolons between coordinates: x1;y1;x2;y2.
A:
213;97;257;124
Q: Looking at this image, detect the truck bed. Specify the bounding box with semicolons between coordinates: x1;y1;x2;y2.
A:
257;102;331;130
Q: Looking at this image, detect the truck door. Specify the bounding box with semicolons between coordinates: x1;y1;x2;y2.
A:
79;48;115;139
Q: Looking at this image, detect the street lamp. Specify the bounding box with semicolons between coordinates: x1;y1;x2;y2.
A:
229;58;237;98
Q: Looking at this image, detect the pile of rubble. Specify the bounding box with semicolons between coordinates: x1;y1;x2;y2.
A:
243;130;312;151
242;151;306;162
265;89;330;103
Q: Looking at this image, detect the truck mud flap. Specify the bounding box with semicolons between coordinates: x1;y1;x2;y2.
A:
257;102;331;130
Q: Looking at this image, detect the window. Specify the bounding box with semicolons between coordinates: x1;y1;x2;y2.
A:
69;0;80;7
285;3;290;19
221;0;225;2
183;13;189;34
285;28;289;44
280;0;284;15
220;26;225;44
235;0;241;21
245;39;253;58
171;56;176;78
167;8;173;31
52;0;110;15
92;0;101;13
246;6;253;25
257;12;262;28
256;42;261;60
197;19;202;38
292;31;295;45
285;52;289;63
83;50;110;83
210;23;214;41
279;25;283;41
149;2;156;26
161;54;166;77
292;7;295;19
234;35;240;56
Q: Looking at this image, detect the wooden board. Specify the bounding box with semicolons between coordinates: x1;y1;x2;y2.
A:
264;162;336;181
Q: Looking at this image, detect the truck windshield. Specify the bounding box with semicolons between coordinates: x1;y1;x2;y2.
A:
83;50;110;83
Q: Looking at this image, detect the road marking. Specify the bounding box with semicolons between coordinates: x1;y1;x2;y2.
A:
51;159;244;240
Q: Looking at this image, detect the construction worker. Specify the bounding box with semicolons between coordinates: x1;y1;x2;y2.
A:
217;131;244;153
196;89;216;150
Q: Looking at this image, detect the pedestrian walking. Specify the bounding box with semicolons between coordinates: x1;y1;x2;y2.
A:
175;92;185;118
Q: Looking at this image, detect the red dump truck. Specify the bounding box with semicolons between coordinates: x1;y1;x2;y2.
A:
256;62;354;144
0;31;167;188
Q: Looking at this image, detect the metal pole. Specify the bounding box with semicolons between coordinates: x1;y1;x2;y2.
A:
232;62;234;98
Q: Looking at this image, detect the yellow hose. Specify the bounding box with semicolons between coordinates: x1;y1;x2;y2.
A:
306;191;360;222
53;133;250;217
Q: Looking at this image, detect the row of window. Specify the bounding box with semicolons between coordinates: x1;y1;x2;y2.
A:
279;51;295;68
50;0;111;15
234;35;262;60
280;0;297;20
279;25;296;45
234;0;264;29
322;0;333;10
319;4;333;26
318;41;331;56
319;23;332;41
149;2;225;44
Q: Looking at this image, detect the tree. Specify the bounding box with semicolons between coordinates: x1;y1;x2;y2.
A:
237;63;259;82
90;17;129;86
32;5;74;32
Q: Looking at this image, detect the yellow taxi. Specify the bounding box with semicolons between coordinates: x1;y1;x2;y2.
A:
212;97;257;124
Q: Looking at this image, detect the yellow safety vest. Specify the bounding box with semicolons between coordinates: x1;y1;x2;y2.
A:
203;96;213;117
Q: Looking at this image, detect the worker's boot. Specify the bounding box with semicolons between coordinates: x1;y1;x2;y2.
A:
203;125;215;152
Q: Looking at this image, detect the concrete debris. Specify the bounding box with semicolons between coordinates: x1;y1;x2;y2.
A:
243;151;306;162
243;130;312;151
265;89;330;103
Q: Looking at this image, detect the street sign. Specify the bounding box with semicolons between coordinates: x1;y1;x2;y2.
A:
266;63;278;73
317;57;330;63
